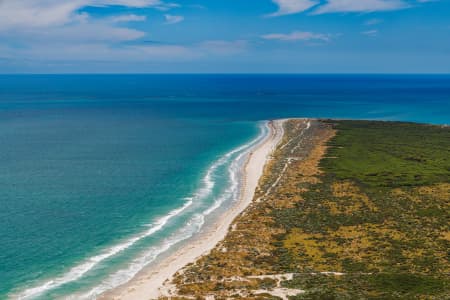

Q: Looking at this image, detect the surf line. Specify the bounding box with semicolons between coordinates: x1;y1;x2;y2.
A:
15;121;269;300
79;121;270;299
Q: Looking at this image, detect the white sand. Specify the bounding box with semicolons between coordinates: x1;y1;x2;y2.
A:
100;119;285;300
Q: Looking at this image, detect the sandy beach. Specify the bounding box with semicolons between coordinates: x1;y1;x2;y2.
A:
100;119;285;300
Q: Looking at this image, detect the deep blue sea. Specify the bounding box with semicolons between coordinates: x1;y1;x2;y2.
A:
0;75;449;299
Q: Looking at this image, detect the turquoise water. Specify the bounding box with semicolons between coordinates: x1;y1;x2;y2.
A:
0;75;449;299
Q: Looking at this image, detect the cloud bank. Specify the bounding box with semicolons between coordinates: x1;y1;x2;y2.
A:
268;0;319;16
314;0;409;14
0;0;164;30
269;0;428;16
164;14;184;24
262;30;333;42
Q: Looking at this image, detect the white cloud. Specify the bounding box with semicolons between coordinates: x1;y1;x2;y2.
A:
268;0;319;17
313;0;409;14
109;14;147;23
0;0;167;62
0;43;195;62
362;29;379;36
0;39;251;65
0;0;247;65
39;24;145;42
155;2;180;11
0;0;163;30
0;0;176;47
267;0;420;17
90;0;161;7
164;14;184;24
0;24;146;45
0;1;82;29
262;30;333;42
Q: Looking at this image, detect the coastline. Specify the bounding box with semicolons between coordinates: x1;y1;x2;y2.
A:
100;119;285;300
164;119;450;299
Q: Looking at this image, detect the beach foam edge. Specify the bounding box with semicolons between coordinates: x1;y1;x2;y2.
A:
99;119;286;300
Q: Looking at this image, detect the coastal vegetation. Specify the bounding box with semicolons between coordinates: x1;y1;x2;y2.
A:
165;119;450;299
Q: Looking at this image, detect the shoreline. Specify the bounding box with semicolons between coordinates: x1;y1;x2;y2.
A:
100;119;285;299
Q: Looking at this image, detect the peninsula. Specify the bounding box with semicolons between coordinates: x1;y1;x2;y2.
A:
108;119;450;299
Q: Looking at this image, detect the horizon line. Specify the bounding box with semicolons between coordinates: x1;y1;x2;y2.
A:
1;73;450;76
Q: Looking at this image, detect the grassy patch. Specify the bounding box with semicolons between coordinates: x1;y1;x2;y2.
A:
320;121;450;187
368;273;446;295
273;121;449;298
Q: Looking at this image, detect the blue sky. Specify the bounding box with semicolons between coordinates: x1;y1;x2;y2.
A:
0;0;449;73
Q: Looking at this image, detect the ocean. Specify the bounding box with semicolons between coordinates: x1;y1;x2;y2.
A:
0;74;449;299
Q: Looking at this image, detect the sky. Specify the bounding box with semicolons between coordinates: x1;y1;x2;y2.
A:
0;0;449;73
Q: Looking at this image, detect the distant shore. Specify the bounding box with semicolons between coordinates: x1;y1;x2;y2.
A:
100;119;285;299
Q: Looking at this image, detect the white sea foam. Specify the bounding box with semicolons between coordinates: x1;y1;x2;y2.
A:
78;213;206;299
15;199;194;300
14;122;269;300
78;122;269;299
202;145;246;217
